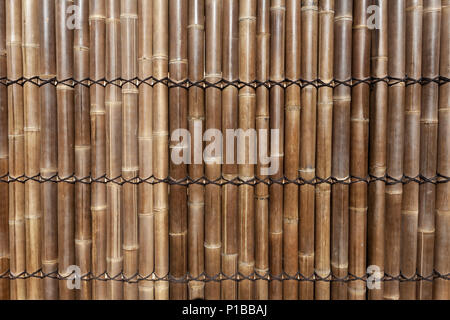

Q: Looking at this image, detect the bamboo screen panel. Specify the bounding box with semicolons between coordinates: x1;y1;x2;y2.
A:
0;0;449;300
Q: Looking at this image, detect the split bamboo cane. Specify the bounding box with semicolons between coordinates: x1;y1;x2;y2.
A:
121;0;139;300
331;0;352;300
417;0;441;300
153;0;169;300
89;0;107;300
283;0;300;301
433;0;450;300
239;0;256;300
368;0;387;300
205;0;222;300
105;0;123;300
75;0;92;300
188;0;205;300
169;0;188;300
349;0;370;300
138;0;154;301
56;0;75;300
385;0;405;301
0;0;8;301
268;0;284;300
6;0;25;300
40;0;58;300
222;0;239;300
315;0;333;300
255;0;270;300
299;0;318;300
401;0;422;300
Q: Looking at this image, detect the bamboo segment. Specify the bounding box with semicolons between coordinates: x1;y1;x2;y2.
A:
75;0;91;300
238;0;256;300
169;0;188;300
433;0;449;300
0;0;9;301
188;0;205;300
385;0;405;301
40;0;58;300
138;0;154;301
105;0;123;300
299;0;318;300
204;0;222;300
121;0;139;300
349;0;370;300
56;0;75;300
315;0;333;300
368;0;387;301
331;0;352;300
89;0;106;300
401;0;422;300
255;0;269;300
153;0;169;300
417;0;441;300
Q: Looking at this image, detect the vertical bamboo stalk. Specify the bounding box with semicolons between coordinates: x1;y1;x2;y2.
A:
89;0;107;300
368;0;387;300
138;0;154;300
205;0;222;300
401;0;422;300
75;0;92;300
40;0;58;300
105;0;123;300
169;0;188;300
153;0;169;300
315;0;333;300
56;0;75;300
417;0;441;300
385;0;405;301
433;0;449;300
0;0;9;301
238;0;256;300
348;0;370;300
255;0;269;300
188;0;205;300
331;0;352;300
299;0;318;300
121;0;139;300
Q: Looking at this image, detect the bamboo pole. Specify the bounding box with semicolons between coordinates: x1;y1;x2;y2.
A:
105;0;123;300
40;0;58;300
433;0;449;300
238;0;256;300
299;0;318;300
121;0;139;300
138;0;154;301
153;0;169;300
331;0;352;300
188;0;205;300
205;0;222;300
56;0;75;300
315;0;333;300
0;0;9;301
89;0;107;300
401;0;422;300
169;0;188;300
368;0;387;300
349;0;370;300
385;0;405;301
75;0;92;300
417;0;441;300
255;0;269;300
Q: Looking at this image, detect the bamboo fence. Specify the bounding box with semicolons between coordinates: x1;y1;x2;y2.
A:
0;0;448;300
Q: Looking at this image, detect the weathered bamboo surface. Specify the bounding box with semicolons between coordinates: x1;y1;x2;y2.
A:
0;0;448;300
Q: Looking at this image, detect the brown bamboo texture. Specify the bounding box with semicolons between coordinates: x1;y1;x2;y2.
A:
315;0;333;300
